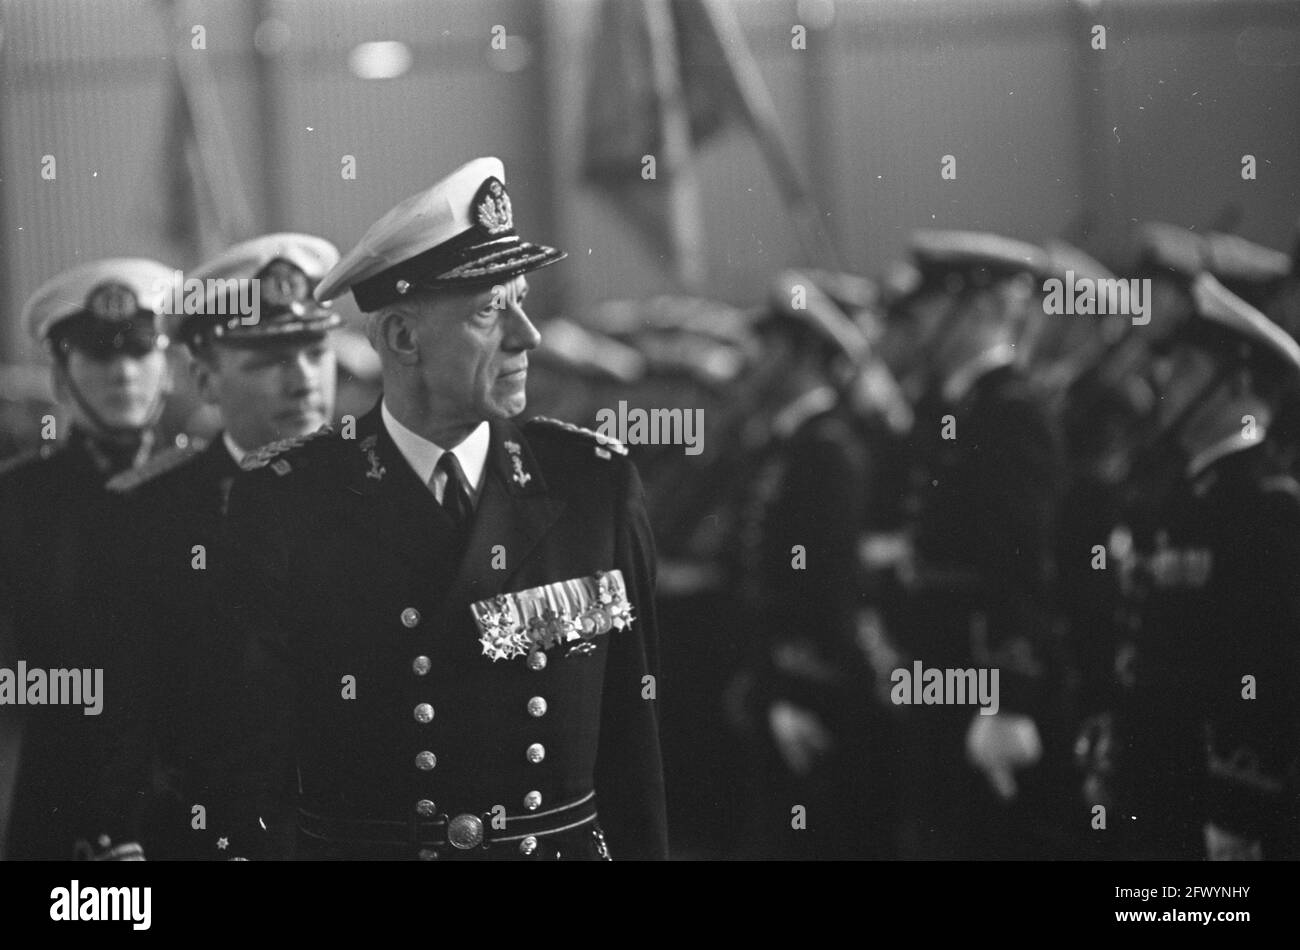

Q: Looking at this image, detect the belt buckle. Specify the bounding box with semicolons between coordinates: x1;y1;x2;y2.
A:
447;813;485;850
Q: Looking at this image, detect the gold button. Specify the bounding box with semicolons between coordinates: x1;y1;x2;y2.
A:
418;847;438;861
523;790;542;811
447;813;485;850
527;696;548;718
416;799;437;818
414;703;435;724
527;651;547;671
415;751;437;771
519;835;538;856
401;607;421;628
526;742;545;764
412;656;431;676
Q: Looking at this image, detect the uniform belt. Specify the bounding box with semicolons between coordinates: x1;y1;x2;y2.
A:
296;791;598;854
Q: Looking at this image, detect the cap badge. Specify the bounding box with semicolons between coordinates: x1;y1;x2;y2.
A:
260;260;310;308
503;439;531;486
87;282;140;320
475;178;514;235
360;433;386;481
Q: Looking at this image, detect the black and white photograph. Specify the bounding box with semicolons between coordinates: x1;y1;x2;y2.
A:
0;0;1297;928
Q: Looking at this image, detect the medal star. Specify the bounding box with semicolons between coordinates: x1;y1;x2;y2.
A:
217;837;229;851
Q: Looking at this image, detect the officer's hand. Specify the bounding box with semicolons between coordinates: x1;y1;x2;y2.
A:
965;712;1041;801
768;701;833;777
858;531;914;574
1204;823;1263;861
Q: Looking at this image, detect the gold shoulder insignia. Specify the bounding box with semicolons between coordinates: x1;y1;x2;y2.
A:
528;416;628;459
106;443;202;493
240;425;335;473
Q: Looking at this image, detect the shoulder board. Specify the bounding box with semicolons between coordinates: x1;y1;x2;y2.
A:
526;416;628;458
1260;473;1300;502
106;443;202;493
240;425;335;474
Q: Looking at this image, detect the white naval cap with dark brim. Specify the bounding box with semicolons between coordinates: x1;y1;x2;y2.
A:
175;232;342;348
22;258;178;357
1188;272;1300;383
890;230;1052;308
315;157;567;313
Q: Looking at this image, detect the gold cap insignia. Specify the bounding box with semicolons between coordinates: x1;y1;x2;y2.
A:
87;282;140;320
474;178;514;236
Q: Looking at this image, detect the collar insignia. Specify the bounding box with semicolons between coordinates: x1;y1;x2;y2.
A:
503;439;531;486
360;433;386;481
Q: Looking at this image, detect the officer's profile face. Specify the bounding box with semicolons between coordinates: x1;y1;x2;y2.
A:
406;275;541;426
194;336;337;451
60;348;168;429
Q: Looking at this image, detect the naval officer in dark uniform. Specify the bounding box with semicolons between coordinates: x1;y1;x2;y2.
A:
215;157;667;860
1;259;178;860
108;234;343;859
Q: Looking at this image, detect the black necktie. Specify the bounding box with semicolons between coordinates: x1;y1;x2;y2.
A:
436;452;472;528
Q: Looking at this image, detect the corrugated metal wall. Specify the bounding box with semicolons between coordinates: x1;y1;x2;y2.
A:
3;0;1299;364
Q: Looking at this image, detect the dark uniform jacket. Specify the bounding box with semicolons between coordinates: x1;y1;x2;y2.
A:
736;394;873;734
214;405;667;860
1117;441;1300;858
109;436;244;859
883;363;1064;858
0;430;144;859
901;362;1063;711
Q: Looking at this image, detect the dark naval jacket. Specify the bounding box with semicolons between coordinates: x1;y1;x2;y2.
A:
107;435;245;859
1116;441;1300;858
213;405;667;860
0;430;147;859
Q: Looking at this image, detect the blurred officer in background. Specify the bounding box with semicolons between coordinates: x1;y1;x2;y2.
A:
1100;274;1300;860
213;157;666;861
730;271;886;858
107;234;342;859
0;258;177;860
882;231;1064;859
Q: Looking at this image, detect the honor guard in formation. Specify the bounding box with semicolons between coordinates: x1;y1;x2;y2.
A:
211;158;668;860
107;234;343;859
0;259;177;860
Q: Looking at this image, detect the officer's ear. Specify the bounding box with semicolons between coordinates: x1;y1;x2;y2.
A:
158;347;176;400
375;305;421;366
188;346;220;406
49;358;72;407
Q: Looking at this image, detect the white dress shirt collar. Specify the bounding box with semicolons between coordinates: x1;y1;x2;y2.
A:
381;400;491;496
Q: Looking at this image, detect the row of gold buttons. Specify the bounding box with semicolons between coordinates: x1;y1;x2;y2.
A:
400;605;549;828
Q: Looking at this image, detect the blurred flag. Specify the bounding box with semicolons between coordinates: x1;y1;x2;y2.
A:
150;0;254;266
581;0;830;288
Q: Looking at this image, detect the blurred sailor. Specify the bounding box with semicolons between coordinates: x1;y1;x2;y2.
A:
0;258;177;860
730;271;886;858
1107;275;1300;859
884;231;1064;859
